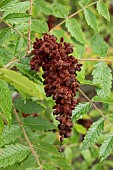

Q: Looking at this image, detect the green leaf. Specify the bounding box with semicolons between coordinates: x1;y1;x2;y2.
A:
0;0;12;9
0;28;11;44
0;125;21;147
72;102;91;121
0;79;12;124
97;1;110;21
92;96;113;104
74;123;87;134
51;156;72;170
84;9;98;32
3;2;30;16
76;66;85;83
14;37;24;55
66;18;86;44
51;3;69;18
79;0;91;7
14;98;45;114
81;118;105;151
34;0;52;15
0;47;14;66
31;19;48;33
23;116;56;131
75;41;85;58
90;34;109;57
3;13;30;24
100;134;113;162
35;141;60;156
15;63;43;83
0;115;4;139
0;144;30;168
92;62;112;98
0;69;43;99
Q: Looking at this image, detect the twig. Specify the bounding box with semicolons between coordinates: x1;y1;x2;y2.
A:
4;59;19;69
49;1;98;33
78;58;113;63
79;88;113;129
28;0;33;51
13;108;42;170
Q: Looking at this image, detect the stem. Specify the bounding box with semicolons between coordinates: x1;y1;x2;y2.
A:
78;58;113;63
28;0;33;51
49;1;98;33
79;88;113;129
13;108;42;170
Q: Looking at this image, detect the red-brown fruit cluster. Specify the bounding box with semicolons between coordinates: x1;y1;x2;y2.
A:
30;33;82;142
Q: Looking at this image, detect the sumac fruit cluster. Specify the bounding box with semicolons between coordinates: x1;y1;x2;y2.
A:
30;33;82;141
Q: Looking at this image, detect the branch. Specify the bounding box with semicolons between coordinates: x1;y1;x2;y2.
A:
78;58;113;63
79;88;113;129
13;108;42;170
28;0;33;51
49;1;98;33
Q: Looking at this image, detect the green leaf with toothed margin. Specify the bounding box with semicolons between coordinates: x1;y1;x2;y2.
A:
81;118;104;151
66;18;86;45
0;79;12;124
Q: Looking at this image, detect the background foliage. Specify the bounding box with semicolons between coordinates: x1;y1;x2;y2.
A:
0;0;113;169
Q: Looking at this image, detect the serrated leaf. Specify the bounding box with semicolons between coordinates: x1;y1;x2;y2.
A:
51;3;69;18
35;141;60;156
34;0;52;15
3;2;30;17
92;96;113;104
100;134;113;162
14;37;24;55
97;1;110;21
75;41;85;58
23;116;56;131
0;69;43;99
66;18;86;44
84;9;98;32
31;19;48;33
0;28;11;44
81;118;104;151
0;47;14;66
92;62;112;98
79;0;91;7
14;98;45;114
0;144;30;168
3;13;30;24
90;34;109;57
0;125;21;147
0;79;12;124
72;102;91;121
0;0;12;9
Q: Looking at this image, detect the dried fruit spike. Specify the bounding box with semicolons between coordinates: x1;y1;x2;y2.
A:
30;33;82;141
